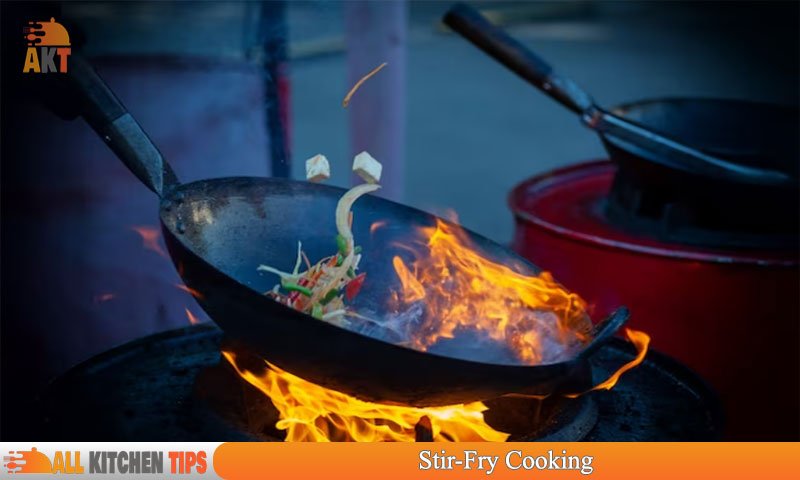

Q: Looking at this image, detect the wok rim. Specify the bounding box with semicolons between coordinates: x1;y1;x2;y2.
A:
611;96;798;117
605;96;799;183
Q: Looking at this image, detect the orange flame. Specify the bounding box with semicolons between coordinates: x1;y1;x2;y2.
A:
369;220;388;235
391;256;425;302
567;328;650;397
175;283;204;300
130;225;167;258
391;219;591;365
218;217;649;441
222;351;508;442
185;308;201;325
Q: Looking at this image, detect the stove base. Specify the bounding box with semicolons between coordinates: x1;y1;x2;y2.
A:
38;325;722;441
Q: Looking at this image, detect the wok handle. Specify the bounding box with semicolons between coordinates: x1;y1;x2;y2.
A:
443;2;593;114
576;306;630;360
64;55;179;197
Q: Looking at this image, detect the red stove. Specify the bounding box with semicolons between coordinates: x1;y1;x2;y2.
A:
510;160;799;440
440;7;798;440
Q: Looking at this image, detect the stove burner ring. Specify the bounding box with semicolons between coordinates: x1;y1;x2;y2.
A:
38;324;722;441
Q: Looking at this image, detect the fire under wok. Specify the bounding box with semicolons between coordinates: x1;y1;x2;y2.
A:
56;55;631;406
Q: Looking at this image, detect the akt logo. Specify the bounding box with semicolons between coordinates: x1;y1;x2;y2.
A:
22;18;72;73
4;447;83;474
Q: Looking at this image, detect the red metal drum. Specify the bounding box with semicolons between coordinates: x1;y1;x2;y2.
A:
510;160;799;440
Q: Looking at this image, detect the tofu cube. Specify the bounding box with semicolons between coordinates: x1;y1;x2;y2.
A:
305;154;330;182
352;151;382;184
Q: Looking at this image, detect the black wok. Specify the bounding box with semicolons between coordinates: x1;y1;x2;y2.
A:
443;3;796;188
61;55;629;406
443;3;798;248
604;98;799;248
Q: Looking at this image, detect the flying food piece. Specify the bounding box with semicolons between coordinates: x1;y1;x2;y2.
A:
352;151;382;184
305;154;330;182
343;62;388;108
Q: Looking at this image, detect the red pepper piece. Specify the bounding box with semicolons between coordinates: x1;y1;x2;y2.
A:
345;273;366;301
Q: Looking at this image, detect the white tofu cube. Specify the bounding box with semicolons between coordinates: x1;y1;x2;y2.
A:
305;154;330;182
352;151;382;184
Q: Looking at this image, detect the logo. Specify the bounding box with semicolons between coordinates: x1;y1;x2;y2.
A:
3;446;208;475
22;18;71;73
4;447;82;474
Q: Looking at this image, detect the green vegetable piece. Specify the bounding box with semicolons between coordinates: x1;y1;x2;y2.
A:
311;304;323;319
320;288;340;305
335;254;344;266
347;267;355;278
335;234;349;255
354;245;362;255
284;282;312;297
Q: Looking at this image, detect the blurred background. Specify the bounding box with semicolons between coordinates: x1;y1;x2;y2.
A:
1;0;798;439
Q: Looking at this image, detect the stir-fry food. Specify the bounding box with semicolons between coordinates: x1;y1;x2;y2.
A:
258;155;381;327
256;62;602;367
258;62;389;329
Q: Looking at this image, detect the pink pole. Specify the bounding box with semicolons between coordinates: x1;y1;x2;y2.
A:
344;0;407;201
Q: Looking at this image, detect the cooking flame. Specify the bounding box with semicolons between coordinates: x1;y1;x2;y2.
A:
369;220;388;235
185;308;201;325
130;225;167;258
218;217;649;441
175;283;204;300
567;328;650;397
391;219;591;365
222;351;509;442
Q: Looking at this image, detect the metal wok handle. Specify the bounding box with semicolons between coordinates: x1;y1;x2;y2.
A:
63;55;179;197
442;2;593;114
576;306;630;361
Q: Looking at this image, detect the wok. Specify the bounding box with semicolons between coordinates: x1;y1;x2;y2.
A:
604;98;799;247
443;3;798;248
442;3;797;188
61;55;629;406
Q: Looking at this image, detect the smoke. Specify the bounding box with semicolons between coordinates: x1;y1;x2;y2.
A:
344;301;583;366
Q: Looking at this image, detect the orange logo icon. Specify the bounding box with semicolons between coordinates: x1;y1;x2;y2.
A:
25;18;70;46
22;18;71;73
4;447;53;474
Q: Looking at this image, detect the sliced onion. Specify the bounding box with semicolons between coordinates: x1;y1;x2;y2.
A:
292;241;303;275
309;251;355;304
335;183;380;253
257;264;298;280
322;309;346;321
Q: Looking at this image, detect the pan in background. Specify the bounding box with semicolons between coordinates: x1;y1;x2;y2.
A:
605;98;799;249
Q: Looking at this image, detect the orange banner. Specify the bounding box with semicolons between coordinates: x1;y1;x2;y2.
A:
214;442;800;480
